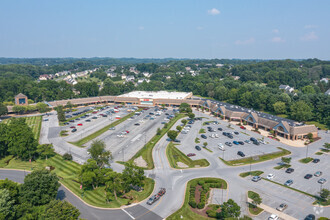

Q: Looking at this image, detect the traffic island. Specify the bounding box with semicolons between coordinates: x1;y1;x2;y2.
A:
219;147;291;166
239;171;264;178
167;178;228;220
247;191;264;215
166;143;210;169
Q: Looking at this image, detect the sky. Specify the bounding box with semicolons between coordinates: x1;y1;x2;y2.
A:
0;0;329;59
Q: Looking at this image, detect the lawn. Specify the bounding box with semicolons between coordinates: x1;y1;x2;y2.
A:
195;138;200;143
126;113;186;169
199;128;206;134
167;178;227;220
166;143;209;169
239;170;264;178
305;121;327;130
273;164;291;170
315;152;323;155
70;109;141;147
247;191;264;215
0;154;155;208
60;130;69;137
219;147;291;166
25;116;42;142
299;157;313;164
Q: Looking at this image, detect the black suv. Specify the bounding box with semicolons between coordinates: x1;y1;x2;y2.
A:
237;151;245;157
201;134;207;139
250;137;257;142
286;168;294;173
312;159;320;163
218;127;223;131
195;146;201;151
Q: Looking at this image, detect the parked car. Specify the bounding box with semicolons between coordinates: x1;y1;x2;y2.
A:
218;143;225;151
201;134;207;139
304;174;313;179
92;117;97;119
43;118;49;121
227;135;234;139
304;214;315;220
195;146;201;151
284;179;293;186
240;126;246;129
268;214;279;220
244;140;251;144
77;123;83;126
109;127;115;130
187;153;196;157
233;141;239;145
85;119;91;122
134;123;140;126
286;168;294;173
276;203;288;211
237;151;245;157
267;174;275;180
250;137;257;142
318;178;326;184
238;141;244;145
69;120;75;122
71;128;77;132
234;131;239;135
70;126;76;129
225;142;232;147
217;127;223;131
63;122;69;125
314;171;322;177
312;158;320;163
173;139;181;143
253;140;260;145
252;176;261;182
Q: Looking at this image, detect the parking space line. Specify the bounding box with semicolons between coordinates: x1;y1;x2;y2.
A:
121;208;135;219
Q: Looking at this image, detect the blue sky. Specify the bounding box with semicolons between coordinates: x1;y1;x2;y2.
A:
0;0;329;59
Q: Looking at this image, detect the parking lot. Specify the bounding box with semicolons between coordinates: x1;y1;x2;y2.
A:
175;110;281;161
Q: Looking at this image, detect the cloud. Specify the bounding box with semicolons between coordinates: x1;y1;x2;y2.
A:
271;37;285;43
235;37;255;45
196;26;204;30
272;29;279;34
301;31;318;41
138;26;145;31
304;24;318;29
207;8;220;15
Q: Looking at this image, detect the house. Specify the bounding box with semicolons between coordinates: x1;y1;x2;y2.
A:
110;66;117;72
325;89;330;96
129;67;139;74
39;74;49;81
107;72;117;78
320;78;329;84
216;64;224;68
143;72;152;78
126;75;135;82
185;67;191;71
121;74;127;80
279;85;294;93
232;76;240;80
137;78;150;84
176;71;185;75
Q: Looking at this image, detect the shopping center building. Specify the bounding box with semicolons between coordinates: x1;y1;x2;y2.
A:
8;91;318;140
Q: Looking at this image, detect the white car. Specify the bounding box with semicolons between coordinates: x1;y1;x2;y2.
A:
267;174;275;180
268;214;278;220
214;134;219;138
218;143;225;151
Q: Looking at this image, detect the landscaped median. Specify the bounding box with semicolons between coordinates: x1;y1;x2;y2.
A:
167;178;227;220
239;170;264;178
166;142;209;169
125;113;186;169
219;147;291;166
247;191;264;215
0;154;155;208
70;109;141;147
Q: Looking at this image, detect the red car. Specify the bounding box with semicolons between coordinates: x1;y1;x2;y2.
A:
187;153;196;157
115;117;121;119
70;126;76;129
92;111;98;114
77;123;83;126
240;126;246;129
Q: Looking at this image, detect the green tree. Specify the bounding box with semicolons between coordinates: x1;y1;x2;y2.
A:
156;128;161;135
0;178;20;203
12;105;26;114
0;123;8;158
36;102;49;113
302;85;316;94
167;130;178;141
219;199;241;218
0;189;14;219
88;140;112;168
36;144;55;160
122;163;145;190
65;101;73;110
203;142;208;147
251;193;262;208
319;189;329;200
105;172;123;201
0;102;8;116
181;119;187;125
179;103;191;113
273;101;287;114
43;200;80;220
188;112;195;119
290;101;313;122
176;125;182;132
281;157;291;165
20;169;60;206
6;118;37;160
56;105;66;122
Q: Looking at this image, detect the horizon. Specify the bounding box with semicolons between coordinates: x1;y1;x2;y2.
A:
1;0;329;59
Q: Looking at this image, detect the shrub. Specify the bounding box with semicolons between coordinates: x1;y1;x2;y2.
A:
62;153;72;161
189;201;197;208
197;202;205;209
198;180;205;185
206;209;217;218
